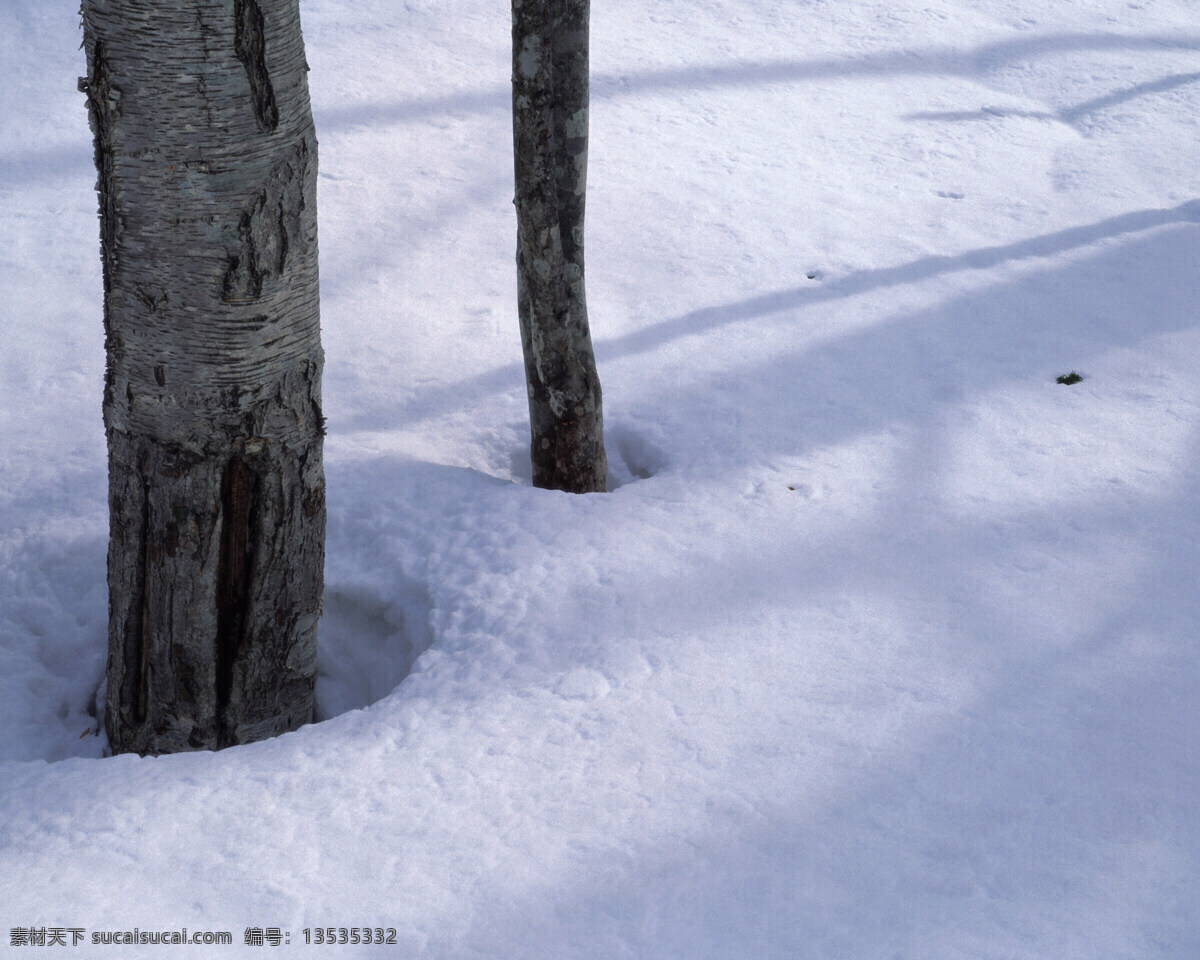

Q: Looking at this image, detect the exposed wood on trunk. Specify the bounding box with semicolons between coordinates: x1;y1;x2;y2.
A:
82;0;324;755
512;0;608;493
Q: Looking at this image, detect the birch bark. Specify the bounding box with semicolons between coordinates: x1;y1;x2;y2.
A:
80;0;324;754
512;0;608;493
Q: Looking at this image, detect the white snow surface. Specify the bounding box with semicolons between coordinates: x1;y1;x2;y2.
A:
2;0;1199;956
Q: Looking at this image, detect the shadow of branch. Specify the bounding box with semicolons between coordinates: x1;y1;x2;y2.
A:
314;31;1200;133
337;200;1200;434
906;70;1200;127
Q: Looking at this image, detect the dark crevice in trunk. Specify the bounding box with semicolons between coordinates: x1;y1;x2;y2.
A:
234;0;279;132
216;457;257;745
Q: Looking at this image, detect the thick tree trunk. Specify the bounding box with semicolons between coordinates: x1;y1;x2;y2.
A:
81;0;324;755
512;0;607;493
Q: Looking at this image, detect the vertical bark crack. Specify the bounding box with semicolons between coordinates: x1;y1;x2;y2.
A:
234;0;279;132
216;457;257;743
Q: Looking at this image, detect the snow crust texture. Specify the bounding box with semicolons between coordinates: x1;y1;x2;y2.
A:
1;0;1198;956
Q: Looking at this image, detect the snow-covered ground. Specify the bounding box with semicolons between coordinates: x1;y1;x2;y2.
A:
2;0;1199;955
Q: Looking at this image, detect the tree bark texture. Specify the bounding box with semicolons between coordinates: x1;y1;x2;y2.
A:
81;0;324;754
512;0;607;493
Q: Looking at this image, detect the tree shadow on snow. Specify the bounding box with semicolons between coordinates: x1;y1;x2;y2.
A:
623;215;1200;468
339;200;1200;434
906;70;1200;129
427;228;1200;958
313;31;1200;132
11;28;1199;191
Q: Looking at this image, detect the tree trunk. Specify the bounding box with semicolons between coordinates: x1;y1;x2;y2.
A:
81;0;324;755
512;0;608;493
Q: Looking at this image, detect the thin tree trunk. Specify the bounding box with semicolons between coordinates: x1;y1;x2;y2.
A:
512;0;607;493
81;0;324;754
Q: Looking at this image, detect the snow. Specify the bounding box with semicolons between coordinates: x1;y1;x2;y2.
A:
2;0;1199;955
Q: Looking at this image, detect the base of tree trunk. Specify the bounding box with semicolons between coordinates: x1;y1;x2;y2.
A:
105;430;323;755
529;408;607;494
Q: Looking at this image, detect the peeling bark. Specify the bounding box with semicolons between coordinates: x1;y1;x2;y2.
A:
223;140;309;302
82;0;324;755
79;41;121;411
512;0;607;493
